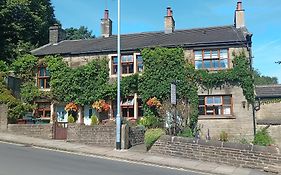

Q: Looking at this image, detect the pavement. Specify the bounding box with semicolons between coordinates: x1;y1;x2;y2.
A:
0;132;272;175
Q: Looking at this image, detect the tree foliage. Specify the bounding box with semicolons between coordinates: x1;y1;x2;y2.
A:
65;26;95;40
0;0;57;62
253;69;278;85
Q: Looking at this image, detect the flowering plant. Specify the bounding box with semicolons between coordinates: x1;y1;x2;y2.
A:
65;102;78;112
146;97;161;108
92;100;110;112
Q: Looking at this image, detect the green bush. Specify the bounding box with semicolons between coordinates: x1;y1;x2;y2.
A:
91;115;99;126
67;115;75;123
177;127;194;138
253;128;274;146
137;115;162;128
219;131;228;142
145;128;165;150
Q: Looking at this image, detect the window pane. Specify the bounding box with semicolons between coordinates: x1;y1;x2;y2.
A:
129;108;134;118
39;79;44;89
138;107;143;117
213;60;219;69
206;106;214;115
122;108;128;118
113;56;118;64
45;111;51;118
214;106;221;115
137;55;144;72
199;96;205;105
129;63;134;73
194;51;202;60
223;107;231;115
220;59;228;69
46;79;50;88
212;50;218;59
220;49;228;59
195;61;203;69
113;65;117;74
122;65;128;74
203;60;211;69
45;68;50;76
122;55;133;62
199;106;205;115
204;50;211;59
206;97;214;105
39;67;45;76
214;96;222;104
223;96;231;105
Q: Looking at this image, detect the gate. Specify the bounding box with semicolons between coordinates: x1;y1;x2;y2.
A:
54;122;67;140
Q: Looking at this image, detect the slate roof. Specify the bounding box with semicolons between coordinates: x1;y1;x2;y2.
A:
255;85;281;98
32;25;248;56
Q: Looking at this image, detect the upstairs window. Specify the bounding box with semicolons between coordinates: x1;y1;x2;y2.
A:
199;95;232;116
194;49;229;70
112;55;134;75
38;66;50;89
136;55;144;73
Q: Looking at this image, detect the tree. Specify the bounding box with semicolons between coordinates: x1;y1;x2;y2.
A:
65;26;95;40
253;69;278;85
0;0;57;62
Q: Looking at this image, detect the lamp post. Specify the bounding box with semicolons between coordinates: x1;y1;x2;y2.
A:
116;0;121;150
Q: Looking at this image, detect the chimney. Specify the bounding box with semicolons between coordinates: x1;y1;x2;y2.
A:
234;1;245;28
164;7;175;34
101;9;112;37
49;24;65;44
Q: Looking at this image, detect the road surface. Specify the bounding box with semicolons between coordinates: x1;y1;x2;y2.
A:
0;142;207;175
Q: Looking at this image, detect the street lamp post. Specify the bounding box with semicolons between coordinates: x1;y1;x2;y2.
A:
116;0;121;150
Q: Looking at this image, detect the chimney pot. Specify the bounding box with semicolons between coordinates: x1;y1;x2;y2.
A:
167;7;172;16
104;9;109;19
237;1;242;10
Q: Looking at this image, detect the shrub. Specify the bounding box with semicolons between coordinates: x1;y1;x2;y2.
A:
253;128;273;146
91;115;99;126
67;115;75;123
137;115;162;128
145;128;165;150
177;127;194;138
219;131;228;142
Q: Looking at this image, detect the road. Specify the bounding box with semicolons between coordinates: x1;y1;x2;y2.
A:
0;142;207;175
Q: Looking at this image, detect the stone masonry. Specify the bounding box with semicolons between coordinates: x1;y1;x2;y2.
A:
7;124;54;139
151;135;281;172
0;104;8;131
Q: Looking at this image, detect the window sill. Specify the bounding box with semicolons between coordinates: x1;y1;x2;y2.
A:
198;115;235;120
39;88;51;91
110;73;136;78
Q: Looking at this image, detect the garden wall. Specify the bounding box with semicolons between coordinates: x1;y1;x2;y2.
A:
257;119;281;149
150;135;281;172
129;126;145;147
67;124;116;147
0;104;8;131
7;124;54;139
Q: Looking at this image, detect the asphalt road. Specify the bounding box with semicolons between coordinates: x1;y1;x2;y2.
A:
0;142;207;175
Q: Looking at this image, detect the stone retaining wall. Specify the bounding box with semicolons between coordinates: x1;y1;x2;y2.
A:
67;124;116;147
7;124;54;139
129;126;145;147
151;135;281;171
0;104;8;131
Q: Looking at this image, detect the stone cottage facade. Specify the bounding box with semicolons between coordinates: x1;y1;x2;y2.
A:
31;1;254;140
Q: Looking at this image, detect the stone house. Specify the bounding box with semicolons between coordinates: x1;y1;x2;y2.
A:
31;1;254;140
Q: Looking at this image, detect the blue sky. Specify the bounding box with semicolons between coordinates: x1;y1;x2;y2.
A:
51;0;281;83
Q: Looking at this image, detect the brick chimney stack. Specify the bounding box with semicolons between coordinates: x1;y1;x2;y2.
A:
101;9;112;37
164;7;175;34
234;1;245;28
49;24;65;44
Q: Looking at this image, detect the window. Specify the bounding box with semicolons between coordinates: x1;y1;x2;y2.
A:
198;95;232;116
36;102;51;118
194;49;229;70
137;98;143;117
121;97;134;118
38;66;50;89
112;55;134;75
136;55;144;73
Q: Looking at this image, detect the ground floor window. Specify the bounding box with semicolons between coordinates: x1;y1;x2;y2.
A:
121;96;134;118
36;102;51;118
198;95;232;115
